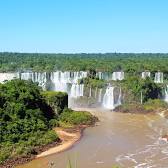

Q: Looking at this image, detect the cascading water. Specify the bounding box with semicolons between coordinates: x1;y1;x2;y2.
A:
112;72;124;81
69;71;87;98
117;87;122;106
154;72;163;83
96;72;115;81
142;71;150;79
140;91;143;104
96;72;103;80
50;71;87;93
0;73;19;83
98;88;102;103
20;72;47;89
94;87;98;98
103;86;122;110
103;86;115;110
70;84;84;98
20;72;33;81
0;71;87;94
164;85;168;103
89;87;92;97
50;71;69;92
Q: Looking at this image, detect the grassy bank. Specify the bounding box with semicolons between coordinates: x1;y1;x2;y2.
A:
115;99;168;113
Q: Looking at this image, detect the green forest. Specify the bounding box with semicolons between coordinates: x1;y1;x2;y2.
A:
0;79;95;166
1;52;168;73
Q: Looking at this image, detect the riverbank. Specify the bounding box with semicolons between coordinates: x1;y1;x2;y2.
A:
15;108;168;168
36;126;87;158
0;139;60;168
0;125;88;168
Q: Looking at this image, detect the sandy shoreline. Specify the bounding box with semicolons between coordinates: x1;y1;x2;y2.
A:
36;126;85;158
0;126;87;168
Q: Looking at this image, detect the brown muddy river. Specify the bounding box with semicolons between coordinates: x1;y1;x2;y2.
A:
17;108;168;168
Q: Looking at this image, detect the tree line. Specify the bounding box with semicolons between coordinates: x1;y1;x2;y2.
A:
1;52;168;73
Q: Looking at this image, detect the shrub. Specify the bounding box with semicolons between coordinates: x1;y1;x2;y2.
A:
143;99;168;111
59;108;96;125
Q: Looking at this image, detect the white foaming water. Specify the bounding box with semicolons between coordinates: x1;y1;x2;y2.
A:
89;87;92;97
103;86;115;109
98;88;102;103
117;87;122;106
112;71;124;81
142;71;151;79
70;84;84;98
94;87;98;98
96;72;103;80
0;71;88;94
154;72;163;83
164;85;168;103
116;115;168;168
50;71;69;92
20;72;47;89
0;73;19;83
103;86;122;110
50;71;87;93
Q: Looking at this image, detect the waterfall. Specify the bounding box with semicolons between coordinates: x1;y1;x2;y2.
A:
89;87;92;97
96;72;103;79
117;87;122;106
103;86;115;109
140;91;143;104
96;72;112;81
103;86;122;110
0;71;88;98
142;72;150;79
69;71;87;97
164;85;168;103
70;84;84;98
50;71;87;93
20;72;33;81
154;72;163;83
0;73;19;83
20;72;47;89
98;89;102;102
112;72;124;81
94;87;98;98
50;72;69;92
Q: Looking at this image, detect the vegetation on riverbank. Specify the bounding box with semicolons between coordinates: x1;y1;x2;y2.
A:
114;76;168;113
120;76;163;103
80;77;106;88
116;99;168;113
0;79;97;167
59;108;98;126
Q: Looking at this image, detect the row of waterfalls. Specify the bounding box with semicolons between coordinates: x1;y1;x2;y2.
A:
0;71;165;84
0;71;123;110
142;71;164;83
0;71;168;109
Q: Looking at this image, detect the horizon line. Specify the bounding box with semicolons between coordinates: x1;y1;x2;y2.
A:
1;51;168;55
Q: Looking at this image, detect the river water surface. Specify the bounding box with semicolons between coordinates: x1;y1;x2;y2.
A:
17;108;168;168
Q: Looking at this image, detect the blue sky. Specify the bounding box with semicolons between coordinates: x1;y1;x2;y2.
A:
0;0;168;53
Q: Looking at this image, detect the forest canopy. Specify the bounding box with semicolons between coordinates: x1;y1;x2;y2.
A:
1;52;168;73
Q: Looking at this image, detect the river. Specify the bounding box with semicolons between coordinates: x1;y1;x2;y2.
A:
17;108;168;168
